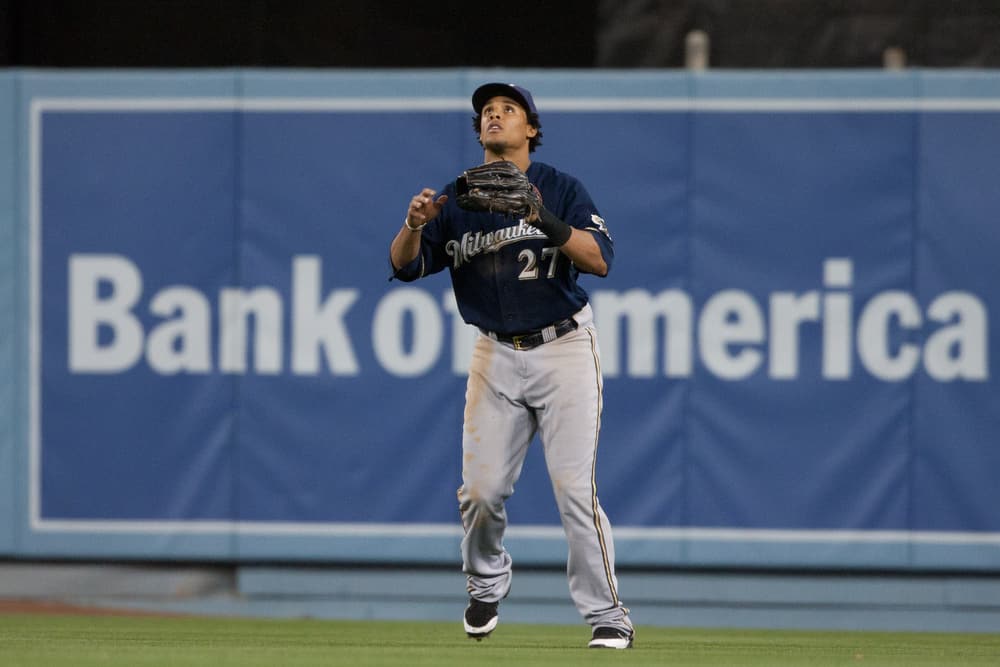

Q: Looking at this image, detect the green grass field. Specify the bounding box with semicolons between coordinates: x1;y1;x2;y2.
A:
1;613;998;667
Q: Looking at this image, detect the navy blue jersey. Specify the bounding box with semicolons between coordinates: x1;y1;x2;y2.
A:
393;161;614;334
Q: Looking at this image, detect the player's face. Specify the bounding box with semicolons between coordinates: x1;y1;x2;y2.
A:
479;96;537;154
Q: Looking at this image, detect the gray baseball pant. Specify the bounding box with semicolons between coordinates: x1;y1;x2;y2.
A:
457;304;632;631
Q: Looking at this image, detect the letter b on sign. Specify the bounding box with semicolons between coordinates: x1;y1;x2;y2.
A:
69;254;144;373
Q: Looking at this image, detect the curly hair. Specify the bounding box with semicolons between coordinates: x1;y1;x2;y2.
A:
472;111;543;153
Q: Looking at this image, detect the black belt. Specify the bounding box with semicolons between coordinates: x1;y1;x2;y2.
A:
484;318;578;350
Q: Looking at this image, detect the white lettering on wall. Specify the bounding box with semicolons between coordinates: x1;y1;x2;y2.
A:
69;254;144;373
591;289;692;378
219;287;282;374
147;287;212;374
66;255;989;382
372;287;442;377
699;290;765;380
291;256;359;375
857;291;922;381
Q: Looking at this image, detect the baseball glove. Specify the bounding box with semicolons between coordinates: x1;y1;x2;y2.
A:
455;161;542;218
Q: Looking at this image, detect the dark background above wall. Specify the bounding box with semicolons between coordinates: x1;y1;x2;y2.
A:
1;0;997;68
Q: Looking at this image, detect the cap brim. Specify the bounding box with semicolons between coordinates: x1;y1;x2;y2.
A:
472;83;532;115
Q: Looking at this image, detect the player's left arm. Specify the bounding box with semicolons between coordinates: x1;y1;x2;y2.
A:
528;181;614;276
557;226;609;276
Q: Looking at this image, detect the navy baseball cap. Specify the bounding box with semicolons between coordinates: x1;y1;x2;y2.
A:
472;82;538;117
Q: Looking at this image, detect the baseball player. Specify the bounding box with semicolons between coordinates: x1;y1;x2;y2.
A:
388;82;634;649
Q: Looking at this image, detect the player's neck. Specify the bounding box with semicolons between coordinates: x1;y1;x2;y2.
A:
484;150;530;173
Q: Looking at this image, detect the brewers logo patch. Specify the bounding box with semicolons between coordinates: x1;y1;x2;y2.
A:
588;214;612;241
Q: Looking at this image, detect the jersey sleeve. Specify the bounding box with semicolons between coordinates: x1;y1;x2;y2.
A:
563;179;615;275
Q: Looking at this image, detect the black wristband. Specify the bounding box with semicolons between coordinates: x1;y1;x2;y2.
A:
533;207;573;246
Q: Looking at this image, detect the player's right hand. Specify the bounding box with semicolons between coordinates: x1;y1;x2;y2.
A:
406;188;448;229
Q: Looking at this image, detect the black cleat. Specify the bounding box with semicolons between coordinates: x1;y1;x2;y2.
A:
588;626;634;649
463;598;499;640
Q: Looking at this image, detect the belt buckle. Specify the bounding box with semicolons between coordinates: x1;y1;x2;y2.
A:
512;334;528;350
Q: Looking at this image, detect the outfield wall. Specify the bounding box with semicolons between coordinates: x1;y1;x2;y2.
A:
1;69;999;570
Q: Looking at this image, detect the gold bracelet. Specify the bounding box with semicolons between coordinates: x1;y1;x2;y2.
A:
404;217;423;232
